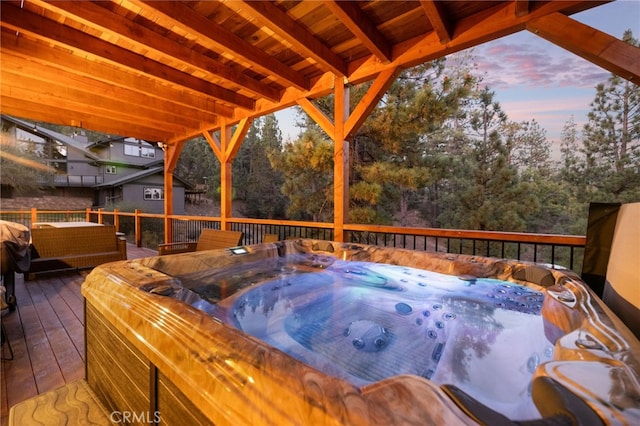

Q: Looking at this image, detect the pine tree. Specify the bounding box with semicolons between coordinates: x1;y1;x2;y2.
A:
273;127;334;222
242;114;287;219
580;32;640;203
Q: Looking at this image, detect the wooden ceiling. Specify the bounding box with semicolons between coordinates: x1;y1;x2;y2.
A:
1;0;638;145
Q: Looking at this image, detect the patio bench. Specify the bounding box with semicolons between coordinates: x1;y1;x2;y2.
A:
158;229;243;256
28;225;127;278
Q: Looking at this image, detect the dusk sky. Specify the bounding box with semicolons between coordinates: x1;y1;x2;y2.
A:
276;0;640;155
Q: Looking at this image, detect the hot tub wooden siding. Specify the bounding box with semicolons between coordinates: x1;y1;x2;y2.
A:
86;303;211;425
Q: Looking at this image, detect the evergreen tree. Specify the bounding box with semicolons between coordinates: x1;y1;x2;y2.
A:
233;120;260;201
175;136;219;198
356;60;474;225
580;30;640;202
439;88;536;231
242;114;287;218
272;127;334;221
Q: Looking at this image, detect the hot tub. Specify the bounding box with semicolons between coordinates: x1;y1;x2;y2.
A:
82;239;640;425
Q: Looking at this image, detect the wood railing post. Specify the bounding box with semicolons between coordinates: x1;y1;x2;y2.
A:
164;214;172;244
85;207;91;222
135;209;142;247
114;208;120;231
98;208;104;224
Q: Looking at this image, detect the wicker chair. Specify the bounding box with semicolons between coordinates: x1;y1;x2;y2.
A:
158;229;243;256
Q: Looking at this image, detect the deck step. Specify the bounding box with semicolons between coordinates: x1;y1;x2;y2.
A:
9;379;112;425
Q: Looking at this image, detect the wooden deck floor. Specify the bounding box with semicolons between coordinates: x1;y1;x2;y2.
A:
0;244;157;426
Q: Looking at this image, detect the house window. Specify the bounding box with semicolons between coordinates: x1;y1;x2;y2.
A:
144;187;164;200
124;139;155;158
141;146;155;158
106;165;117;174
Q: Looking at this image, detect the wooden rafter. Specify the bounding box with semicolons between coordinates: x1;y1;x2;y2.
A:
515;1;530;18
351;1;605;81
36;0;282;102
130;0;309;91
527;13;640;83
419;0;453;44
0;0;623;147
1;2;253;111
239;0;348;76
0;96;169;142
324;1;392;63
0;74;190;137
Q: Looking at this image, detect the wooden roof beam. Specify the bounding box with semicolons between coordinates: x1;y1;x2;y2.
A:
201;117;252;163
419;0;453;44
0;2;254;110
0;97;170;142
34;0;282;102
0;28;232;120
527;13;640;83
0;54;213;129
1;70;195;136
131;0;310;91
349;0;600;83
236;1;347;76
515;1;531;18
323;1;392;64
345;68;401;138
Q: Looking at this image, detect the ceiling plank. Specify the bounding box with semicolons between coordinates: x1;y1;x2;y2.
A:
0;96;169;141
419;0;452;44
1;70;196;135
527;13;640;83
324;1;391;63
0;2;254;110
0;53;213;127
349;0;602;83
0;28;232;120
131;0;309;91
34;0;282;102
238;0;347;75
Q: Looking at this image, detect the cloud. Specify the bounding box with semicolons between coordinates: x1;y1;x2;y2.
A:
470;37;610;91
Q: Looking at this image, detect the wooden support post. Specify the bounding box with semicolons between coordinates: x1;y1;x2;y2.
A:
163;141;185;243
333;78;349;242
203;119;252;231
218;124;232;231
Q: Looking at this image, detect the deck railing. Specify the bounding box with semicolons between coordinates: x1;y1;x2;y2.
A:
0;208;587;272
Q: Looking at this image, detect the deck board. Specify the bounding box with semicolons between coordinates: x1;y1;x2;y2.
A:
1;244;157;426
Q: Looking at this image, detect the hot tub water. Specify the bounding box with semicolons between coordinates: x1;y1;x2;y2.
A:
179;253;557;420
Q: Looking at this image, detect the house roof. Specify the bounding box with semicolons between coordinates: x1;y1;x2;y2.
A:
2;1;637;146
94;166;193;190
2;114;100;162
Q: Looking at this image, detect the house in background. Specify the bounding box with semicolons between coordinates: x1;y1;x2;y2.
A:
1;115;191;214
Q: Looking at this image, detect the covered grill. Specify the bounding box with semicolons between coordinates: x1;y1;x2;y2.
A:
1;220;31;311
